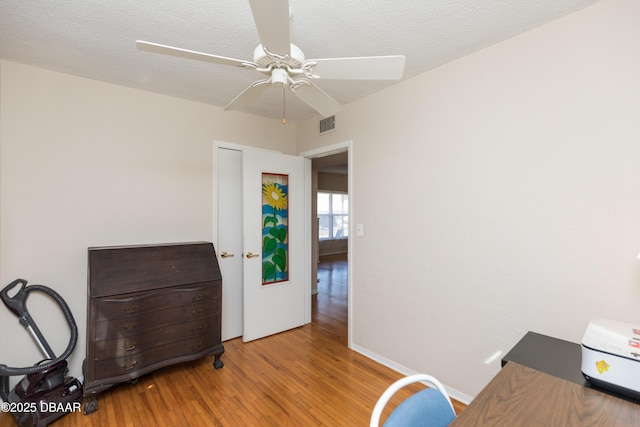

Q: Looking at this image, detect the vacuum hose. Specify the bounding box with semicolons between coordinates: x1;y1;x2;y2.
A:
0;280;78;400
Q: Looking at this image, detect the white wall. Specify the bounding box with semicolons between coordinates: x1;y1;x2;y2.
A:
0;61;295;384
297;0;640;400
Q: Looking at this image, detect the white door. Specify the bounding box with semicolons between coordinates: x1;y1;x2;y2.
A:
241;149;309;342
217;148;244;340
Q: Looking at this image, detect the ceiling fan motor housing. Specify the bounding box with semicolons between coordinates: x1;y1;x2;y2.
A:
253;43;305;71
271;68;288;87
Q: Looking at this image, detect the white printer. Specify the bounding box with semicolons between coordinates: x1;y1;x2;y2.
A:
581;318;640;400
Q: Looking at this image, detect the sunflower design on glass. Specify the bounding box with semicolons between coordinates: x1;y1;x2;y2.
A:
261;174;289;284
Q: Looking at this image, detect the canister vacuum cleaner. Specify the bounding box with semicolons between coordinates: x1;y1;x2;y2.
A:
0;279;83;427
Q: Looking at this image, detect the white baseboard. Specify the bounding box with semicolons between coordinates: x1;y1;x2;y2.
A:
350;343;473;405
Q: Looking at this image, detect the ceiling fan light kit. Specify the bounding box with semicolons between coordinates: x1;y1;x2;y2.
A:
136;0;405;120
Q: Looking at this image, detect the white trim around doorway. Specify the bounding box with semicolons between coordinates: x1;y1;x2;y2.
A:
300;140;354;350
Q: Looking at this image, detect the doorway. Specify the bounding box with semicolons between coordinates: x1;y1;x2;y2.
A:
301;141;352;348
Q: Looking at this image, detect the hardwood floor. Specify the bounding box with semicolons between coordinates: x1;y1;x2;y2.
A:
0;254;465;426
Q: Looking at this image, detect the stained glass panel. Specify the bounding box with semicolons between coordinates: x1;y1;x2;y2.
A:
262;173;289;285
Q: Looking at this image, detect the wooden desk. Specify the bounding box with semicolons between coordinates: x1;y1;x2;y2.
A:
501;331;586;385
501;331;638;402
450;362;640;426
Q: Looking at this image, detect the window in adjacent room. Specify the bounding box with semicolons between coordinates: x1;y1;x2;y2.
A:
317;192;349;240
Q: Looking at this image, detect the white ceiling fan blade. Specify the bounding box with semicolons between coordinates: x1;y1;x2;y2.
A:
291;80;342;118
248;0;291;57
304;55;406;80
224;79;271;111
136;40;254;68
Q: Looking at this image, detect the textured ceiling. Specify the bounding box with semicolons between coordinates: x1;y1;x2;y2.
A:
0;0;599;123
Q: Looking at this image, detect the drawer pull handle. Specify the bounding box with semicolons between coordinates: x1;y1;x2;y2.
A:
193;294;209;302
123;360;137;371
190;325;202;334
191;309;204;318
123;341;137;351
191;342;203;351
123;305;138;314
122;322;138;331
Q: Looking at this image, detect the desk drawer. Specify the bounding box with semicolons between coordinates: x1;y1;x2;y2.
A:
91;284;216;321
92;335;217;381
92;315;218;361
92;300;217;340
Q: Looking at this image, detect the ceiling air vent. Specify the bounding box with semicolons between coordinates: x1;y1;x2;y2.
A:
319;116;336;135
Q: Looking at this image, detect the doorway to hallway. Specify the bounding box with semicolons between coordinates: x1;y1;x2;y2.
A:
302;140;352;348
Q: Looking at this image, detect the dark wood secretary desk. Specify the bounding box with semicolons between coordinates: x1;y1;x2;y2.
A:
83;242;225;415
451;332;640;426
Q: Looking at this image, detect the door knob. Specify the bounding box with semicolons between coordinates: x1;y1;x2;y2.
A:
220;251;234;258
245;251;259;258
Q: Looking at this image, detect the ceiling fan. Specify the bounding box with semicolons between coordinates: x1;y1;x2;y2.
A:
136;0;405;120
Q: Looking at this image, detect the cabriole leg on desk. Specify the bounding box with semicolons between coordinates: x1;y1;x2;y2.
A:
84;396;98;415
212;344;225;369
213;354;224;369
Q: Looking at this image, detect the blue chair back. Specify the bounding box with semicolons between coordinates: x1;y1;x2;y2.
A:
384;387;455;427
370;374;456;427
